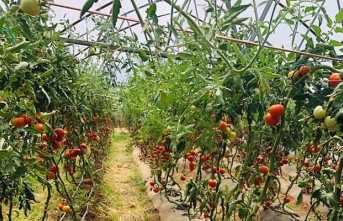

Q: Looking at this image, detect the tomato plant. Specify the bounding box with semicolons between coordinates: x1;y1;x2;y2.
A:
0;3;117;220
116;1;343;220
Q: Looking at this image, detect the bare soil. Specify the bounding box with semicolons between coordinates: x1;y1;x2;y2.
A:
92;128;160;221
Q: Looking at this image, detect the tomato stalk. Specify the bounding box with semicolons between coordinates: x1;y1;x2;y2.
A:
329;136;343;221
232;124;255;200
41;185;51;221
312;64;340;74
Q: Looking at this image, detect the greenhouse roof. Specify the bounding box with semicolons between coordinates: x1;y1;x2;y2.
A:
45;0;343;57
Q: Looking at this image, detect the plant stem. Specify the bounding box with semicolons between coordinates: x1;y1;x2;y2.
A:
41;185;51;221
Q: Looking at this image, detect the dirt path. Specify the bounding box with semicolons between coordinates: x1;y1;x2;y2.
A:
95;129;160;221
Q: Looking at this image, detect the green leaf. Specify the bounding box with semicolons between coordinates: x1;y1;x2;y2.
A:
325;192;338;206
147;3;156;17
39;68;54;78
286;0;290;7
261;72;281;79
321;7;332;28
298;181;308;188
111;0;122;28
138;50;149;62
330;40;343;47
311;25;321;38
14;61;29;72
335;27;343;33
11;166;27;179
0;16;5;30
80;0;95;18
296;192;303;206
336;8;343;23
0;149;16;158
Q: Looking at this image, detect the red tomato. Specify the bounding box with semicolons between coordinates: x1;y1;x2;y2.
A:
219;168;226;175
211;166;217;174
269;104;285;118
254;175;262;185
25;115;35;126
315;164;321;172
284;196;291;203
42;133;49;142
204;212;209;218
50;164;58;173
187;155;194;162
259;166;269;176
189;162;196;171
54;128;65;139
264;113;279;126
84;178;93;185
11;117;26;127
208;179;217;188
149;180;155;186
180;175;187;181
47;172;56;180
153;188;159;193
200;156;207;162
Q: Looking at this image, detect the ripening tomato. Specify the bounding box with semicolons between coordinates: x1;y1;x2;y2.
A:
80;143;87;149
329;73;341;88
217;121;227;132
264;113;279;126
269;104;285;118
219;168;226;175
62;205;71;213
34;123;44;132
298;65;310;76
259;166;269;176
58;203;64;211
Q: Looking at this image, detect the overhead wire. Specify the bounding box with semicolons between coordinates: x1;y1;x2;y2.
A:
47;1;343;63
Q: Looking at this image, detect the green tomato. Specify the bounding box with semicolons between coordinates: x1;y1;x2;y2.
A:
324;116;339;132
189;105;196;112
88;47;96;56
313;106;326;119
229;131;236;140
225;127;231;135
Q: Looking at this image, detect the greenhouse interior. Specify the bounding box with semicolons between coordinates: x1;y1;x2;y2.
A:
0;0;343;220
